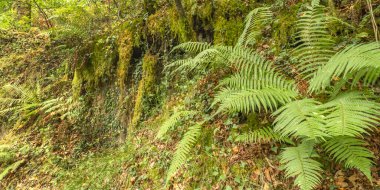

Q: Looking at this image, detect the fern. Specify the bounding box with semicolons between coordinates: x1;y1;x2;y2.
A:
236;7;273;47
280;142;323;190
166;124;202;184
214;87;297;114
166;46;229;75
235;126;293;144
292;4;335;79
156;110;197;139
273;99;328;140
213;45;298;114
324;136;374;180
309;43;380;92
170;42;212;54
321;92;380;137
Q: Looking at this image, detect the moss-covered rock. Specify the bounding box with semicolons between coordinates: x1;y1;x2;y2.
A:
117;30;133;93
131;53;158;129
213;0;256;45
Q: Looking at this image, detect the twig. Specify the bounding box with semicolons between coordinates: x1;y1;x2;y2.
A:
366;0;379;41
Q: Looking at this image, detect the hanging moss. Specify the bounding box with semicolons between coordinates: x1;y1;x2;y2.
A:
117;30;133;93
168;7;195;42
130;53;158;129
71;35;118;99
147;9;169;40
72;69;83;100
213;0;255;45
91;37;118;82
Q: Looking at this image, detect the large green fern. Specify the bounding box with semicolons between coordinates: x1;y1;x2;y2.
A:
236;7;273;47
273;99;328;140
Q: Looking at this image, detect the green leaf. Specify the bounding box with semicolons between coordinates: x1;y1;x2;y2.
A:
280;142;322;190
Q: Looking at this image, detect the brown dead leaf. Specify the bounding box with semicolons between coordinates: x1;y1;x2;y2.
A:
264;168;272;182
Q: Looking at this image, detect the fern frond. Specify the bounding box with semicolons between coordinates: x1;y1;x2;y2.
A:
280;142;322;190
214;87;297;114
156;110;197;139
321;92;380;137
324;136;374;180
236;7;273;47
166;124;202;184
227;46;270;69
309;42;380;92
292;4;335;79
220;69;296;91
167;48;226;75
273;99;328;140
170;42;212;54
236;126;294;144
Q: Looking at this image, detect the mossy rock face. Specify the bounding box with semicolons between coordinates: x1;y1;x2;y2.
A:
167;7;195;42
117;30;134;92
147;9;169;40
91;37;118;81
131;53;158;129
213;0;256;45
71;35;118;98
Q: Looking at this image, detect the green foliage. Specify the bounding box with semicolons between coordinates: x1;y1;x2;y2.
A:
236;7;272;47
273;99;328;140
166;124;202;184
0;159;25;181
235;126;293;144
156;110;196;139
309;42;380;92
0;83;76;128
321;92;380;137
292;4;335;79
324;136;374;180
280;142;322;190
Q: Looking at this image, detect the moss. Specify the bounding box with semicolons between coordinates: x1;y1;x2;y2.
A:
213;0;255;45
91;37;118;82
131;53;158;129
168;7;195;42
271;5;299;54
117;30;133;93
72;69;83;100
71;35;118;99
147;9;169;39
213;16;244;45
